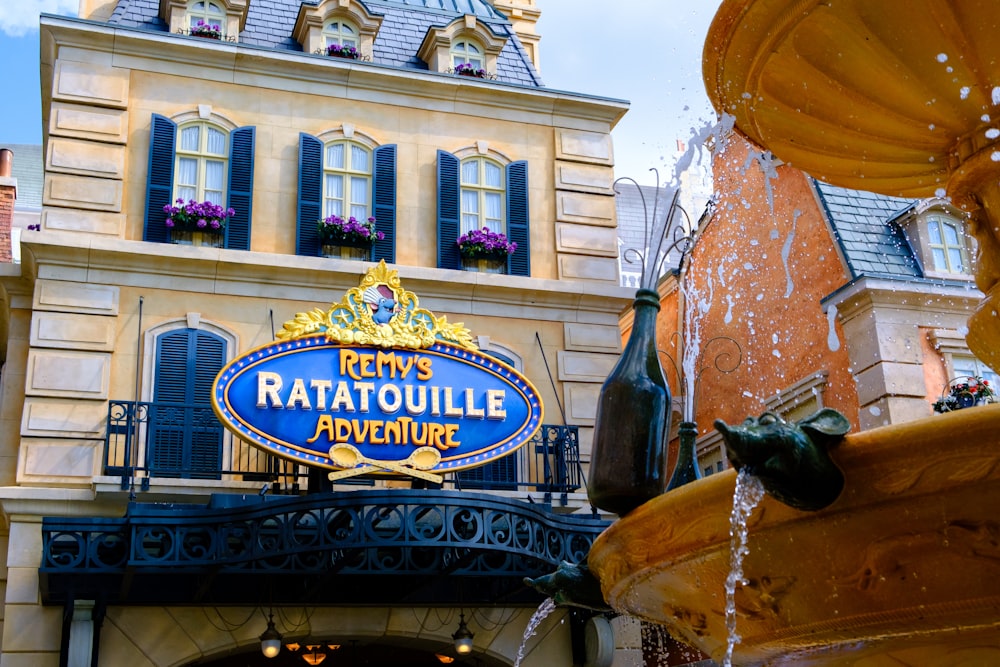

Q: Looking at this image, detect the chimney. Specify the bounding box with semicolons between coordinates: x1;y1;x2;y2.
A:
0;148;16;263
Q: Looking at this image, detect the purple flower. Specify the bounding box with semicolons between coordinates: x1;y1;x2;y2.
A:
457;227;516;258
316;214;379;246
163;199;232;234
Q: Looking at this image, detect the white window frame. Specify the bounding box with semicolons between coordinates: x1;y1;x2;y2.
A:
187;0;224;31
460;155;505;234
174;120;229;206
323;19;358;48
894;201;975;281
926;214;970;275
323;139;373;221
451;39;484;70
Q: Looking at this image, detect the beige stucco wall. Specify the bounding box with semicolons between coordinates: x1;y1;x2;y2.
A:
41;23;628;287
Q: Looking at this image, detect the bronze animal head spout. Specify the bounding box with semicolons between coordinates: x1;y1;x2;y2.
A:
714;408;850;511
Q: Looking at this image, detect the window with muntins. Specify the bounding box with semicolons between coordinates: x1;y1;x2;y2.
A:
451;40;483;69
460;157;504;234
437;150;530;276
323;20;358;48
187;0;224;29
927;215;968;274
176;121;228;206
144;113;255;249
952;354;999;386
297;133;396;262
324;141;372;221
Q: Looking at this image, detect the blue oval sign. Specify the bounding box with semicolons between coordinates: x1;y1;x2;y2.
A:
213;336;544;473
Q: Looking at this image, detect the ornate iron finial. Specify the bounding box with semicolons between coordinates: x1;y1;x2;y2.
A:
614;170;695;291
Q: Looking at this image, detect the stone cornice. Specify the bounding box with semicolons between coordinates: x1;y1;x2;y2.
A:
822;276;982;323
15;232;633;323
39;15;629;130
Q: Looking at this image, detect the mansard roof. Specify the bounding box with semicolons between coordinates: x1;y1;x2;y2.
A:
107;0;542;86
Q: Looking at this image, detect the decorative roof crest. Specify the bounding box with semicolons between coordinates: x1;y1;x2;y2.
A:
276;260;476;350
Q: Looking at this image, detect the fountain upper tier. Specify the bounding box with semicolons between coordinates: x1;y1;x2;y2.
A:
703;0;1000;197
702;0;1000;369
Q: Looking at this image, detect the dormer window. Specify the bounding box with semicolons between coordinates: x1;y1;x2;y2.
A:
161;0;248;42
292;0;382;59
418;15;507;77
892;199;974;280
926;214;969;274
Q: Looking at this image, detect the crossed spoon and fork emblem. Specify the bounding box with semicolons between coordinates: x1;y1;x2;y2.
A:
327;444;444;483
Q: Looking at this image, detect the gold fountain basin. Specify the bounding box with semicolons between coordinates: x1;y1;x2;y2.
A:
588;405;1000;666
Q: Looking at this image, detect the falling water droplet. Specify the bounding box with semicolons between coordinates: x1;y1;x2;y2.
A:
936;53;948;63
827;305;841;351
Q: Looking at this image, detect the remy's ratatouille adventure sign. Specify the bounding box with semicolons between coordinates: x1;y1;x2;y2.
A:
212;261;543;482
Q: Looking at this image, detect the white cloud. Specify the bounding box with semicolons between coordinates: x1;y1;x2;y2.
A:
0;0;78;37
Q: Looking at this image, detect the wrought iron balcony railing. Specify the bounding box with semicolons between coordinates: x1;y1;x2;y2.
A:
104;400;586;498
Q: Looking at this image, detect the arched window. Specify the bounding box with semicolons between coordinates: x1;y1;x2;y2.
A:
187;1;224;31
148;328;227;479
460;156;504;234
143;113;255;250
323;20;358;49
324;140;372;221
451;40;483;70
175;121;229;206
927;215;968;274
436;150;529;276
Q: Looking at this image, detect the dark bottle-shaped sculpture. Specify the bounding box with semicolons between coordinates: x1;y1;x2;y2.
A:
588;289;670;515
666;421;702;491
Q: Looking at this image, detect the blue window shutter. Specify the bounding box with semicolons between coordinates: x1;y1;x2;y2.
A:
226;126;255;251
144;114;176;243
151;329;226;479
437;150;461;270
297;133;323;257
506;160;530;277
372;144;397;263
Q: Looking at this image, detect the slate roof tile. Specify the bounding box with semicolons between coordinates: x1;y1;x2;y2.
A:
814;180;924;281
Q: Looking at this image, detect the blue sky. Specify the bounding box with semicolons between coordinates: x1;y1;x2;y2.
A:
0;0;719;184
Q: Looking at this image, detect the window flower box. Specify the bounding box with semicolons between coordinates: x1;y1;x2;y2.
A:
190;20;222;39
326;43;359;59
317;215;381;258
164;199;233;246
457;227;516;273
454;63;487;78
171;229;223;247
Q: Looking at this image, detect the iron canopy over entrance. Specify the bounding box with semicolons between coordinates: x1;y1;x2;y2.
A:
40;489;608;606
